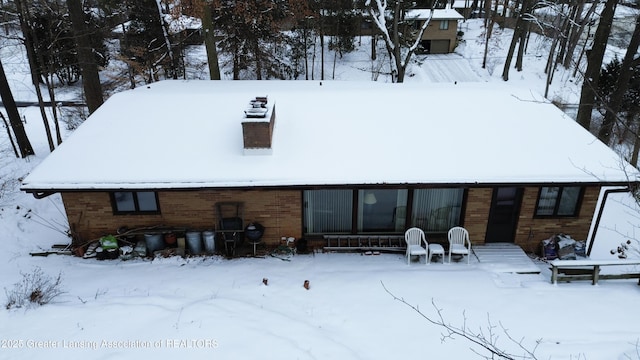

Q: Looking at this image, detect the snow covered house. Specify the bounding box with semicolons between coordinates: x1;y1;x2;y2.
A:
406;7;464;53
20;80;639;254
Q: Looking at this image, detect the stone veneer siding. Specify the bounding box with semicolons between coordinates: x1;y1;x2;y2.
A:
62;189;302;245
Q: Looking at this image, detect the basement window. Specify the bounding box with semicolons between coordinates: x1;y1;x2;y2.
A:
111;191;160;214
535;186;582;217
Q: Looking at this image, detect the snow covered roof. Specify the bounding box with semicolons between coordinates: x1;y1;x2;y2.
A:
452;0;472;9
406;8;464;20
163;14;202;34
111;15;201;36
21;80;639;192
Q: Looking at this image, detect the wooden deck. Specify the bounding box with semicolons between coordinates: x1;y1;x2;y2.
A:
473;243;541;274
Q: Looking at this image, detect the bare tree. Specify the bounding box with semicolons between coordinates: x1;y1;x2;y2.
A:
482;0;499;69
576;0;617;131
197;0;221;80
562;0;597;70
14;0;55;152
365;0;433;83
598;14;640;146
501;0;533;81
0;58;34;158
67;0;104;114
382;282;540;360
0;112;19;158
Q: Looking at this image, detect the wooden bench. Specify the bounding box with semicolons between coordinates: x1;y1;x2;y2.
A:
550;259;640;285
323;235;406;253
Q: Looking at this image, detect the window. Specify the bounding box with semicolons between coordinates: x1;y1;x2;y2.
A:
535;187;582;217
439;20;449;30
411;188;464;232
303;188;466;235
304;189;353;233
357;189;408;232
112;191;159;214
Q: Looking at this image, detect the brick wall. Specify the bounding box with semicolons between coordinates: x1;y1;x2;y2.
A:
63;185;601;254
515;186;599;253
461;186;600;254
242;105;276;149
462;188;492;243
63;189;302;245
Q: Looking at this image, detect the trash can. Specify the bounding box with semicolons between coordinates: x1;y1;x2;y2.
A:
144;234;164;255
186;231;203;255
203;231;216;254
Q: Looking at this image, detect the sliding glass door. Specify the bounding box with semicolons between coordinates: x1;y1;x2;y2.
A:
303;189;353;234
357;189;408;232
411;188;464;232
303;187;464;235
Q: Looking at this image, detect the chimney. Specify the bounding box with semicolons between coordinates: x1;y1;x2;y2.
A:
242;96;276;155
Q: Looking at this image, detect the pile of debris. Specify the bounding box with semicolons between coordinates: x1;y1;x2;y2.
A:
80;233;187;260
541;233;586;260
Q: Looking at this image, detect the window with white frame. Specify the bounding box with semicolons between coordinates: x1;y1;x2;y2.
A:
439;20;449;30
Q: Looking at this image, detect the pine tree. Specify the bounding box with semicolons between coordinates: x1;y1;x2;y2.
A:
123;0;179;82
215;0;292;79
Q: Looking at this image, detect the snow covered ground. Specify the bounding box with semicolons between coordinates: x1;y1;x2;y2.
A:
2;14;640;360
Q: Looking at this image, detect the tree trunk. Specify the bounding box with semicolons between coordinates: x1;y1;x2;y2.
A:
544;35;558;98
0;112;19;158
632;124;640;166
515;18;529;71
67;0;104;114
43;74;62;145
232;41;240;80
0;58;34;158
15;0;55;152
501;0;530;81
392;1;402;82
320;15;325;81
482;0;498;69
576;0;616;131
0;0;8;36
598;14;640;145
254;38;262;80
564;0;596;69
202;4;221;80
501;29;518;80
371;34;376;61
155;1;178;79
554;4;571;67
304;27;309;80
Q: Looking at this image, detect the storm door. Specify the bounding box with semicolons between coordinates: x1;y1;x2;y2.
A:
485;187;523;243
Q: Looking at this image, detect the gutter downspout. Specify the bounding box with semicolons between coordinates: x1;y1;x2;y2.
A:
586;187;632;257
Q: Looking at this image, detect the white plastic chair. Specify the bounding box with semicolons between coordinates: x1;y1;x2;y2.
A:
448;226;472;264
404;227;428;265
